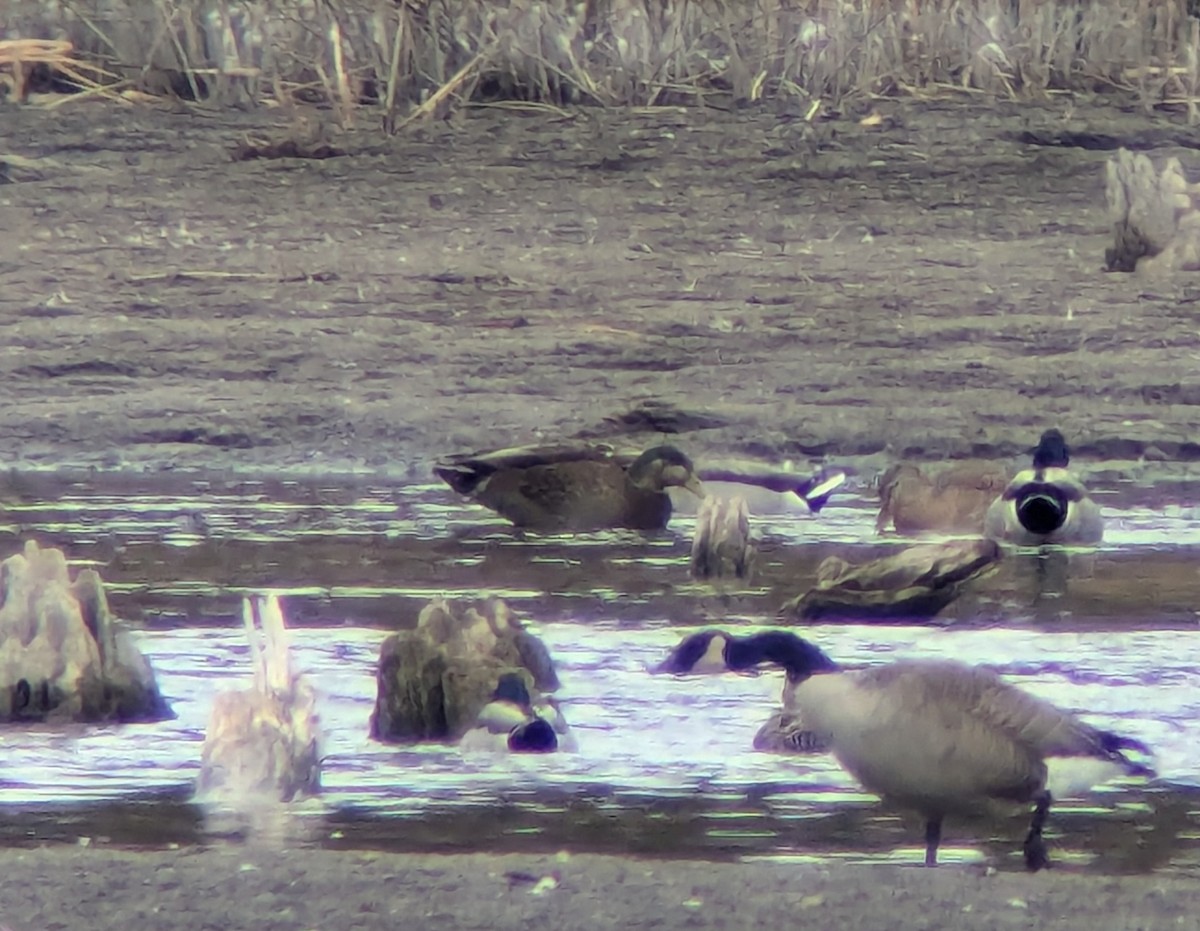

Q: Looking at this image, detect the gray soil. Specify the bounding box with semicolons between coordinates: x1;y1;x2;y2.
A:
2;846;1199;931
4;93;1200;928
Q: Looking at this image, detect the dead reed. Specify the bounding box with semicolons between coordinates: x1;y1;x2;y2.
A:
3;0;1197;124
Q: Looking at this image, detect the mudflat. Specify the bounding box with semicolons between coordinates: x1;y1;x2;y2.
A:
2;845;1199;931
3;96;1200;477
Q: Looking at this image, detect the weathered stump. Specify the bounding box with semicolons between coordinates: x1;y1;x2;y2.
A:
370;597;561;743
0;540;170;723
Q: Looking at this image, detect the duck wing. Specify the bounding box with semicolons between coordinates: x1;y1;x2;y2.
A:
435;443;617;495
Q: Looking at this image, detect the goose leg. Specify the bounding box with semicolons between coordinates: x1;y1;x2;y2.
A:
1022;791;1053;871
924;817;943;867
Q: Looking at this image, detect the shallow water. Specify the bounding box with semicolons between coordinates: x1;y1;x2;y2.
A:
2;471;1200;871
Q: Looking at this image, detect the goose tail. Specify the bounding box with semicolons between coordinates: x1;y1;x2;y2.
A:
1100;730;1157;778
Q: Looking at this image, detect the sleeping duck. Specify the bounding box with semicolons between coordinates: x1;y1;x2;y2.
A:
984;429;1103;545
458;672;575;753
654;629;1153;869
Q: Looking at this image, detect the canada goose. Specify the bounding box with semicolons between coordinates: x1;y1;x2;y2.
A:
654;629;1153;869
458;672;574;753
984;429;1103;545
876;462;1009;534
435;443;706;531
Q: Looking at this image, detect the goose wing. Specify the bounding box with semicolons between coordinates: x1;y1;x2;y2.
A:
860;661;1132;761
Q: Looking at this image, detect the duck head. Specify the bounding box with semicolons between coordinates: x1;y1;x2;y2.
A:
653;629;838;682
628;446;706;498
1032;429;1070;469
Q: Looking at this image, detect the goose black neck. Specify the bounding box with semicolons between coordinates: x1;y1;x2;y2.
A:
725;632;839;681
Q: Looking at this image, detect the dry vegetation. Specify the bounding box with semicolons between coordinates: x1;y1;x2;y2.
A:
3;1;1200;122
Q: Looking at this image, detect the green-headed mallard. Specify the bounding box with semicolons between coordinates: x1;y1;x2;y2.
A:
876;462;1009;535
654;629;1153;870
458;672;574;753
984;429;1103;545
435;443;705;531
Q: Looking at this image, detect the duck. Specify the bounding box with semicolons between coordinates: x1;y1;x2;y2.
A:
435;443;706;531
752;709;829;755
689;494;754;581
873;460;1012;535
984;429;1103;545
436;442;846;532
653;629;1153;869
782;539;1002;621
458;672;574;753
876;461;1009;535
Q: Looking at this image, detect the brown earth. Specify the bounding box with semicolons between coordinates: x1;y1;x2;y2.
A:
4;95;1200;480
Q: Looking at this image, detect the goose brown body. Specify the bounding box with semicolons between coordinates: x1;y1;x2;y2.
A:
794;660;1115;816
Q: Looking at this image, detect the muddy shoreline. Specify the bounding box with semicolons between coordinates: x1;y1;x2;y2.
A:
4;96;1200;481
2;845;1199;931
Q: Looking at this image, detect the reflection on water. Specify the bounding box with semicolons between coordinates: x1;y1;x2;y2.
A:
1;471;1200;871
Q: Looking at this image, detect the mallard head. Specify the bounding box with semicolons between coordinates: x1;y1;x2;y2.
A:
627;446;706;497
1032;429;1070;469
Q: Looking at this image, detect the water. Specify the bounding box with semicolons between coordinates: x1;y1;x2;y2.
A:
2;471;1200;871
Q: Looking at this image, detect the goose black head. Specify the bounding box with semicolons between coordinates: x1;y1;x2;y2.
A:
654;629;838;681
628;446;706;497
1032;429;1070;469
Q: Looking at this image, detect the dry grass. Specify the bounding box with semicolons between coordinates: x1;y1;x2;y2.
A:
3;0;1198;123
